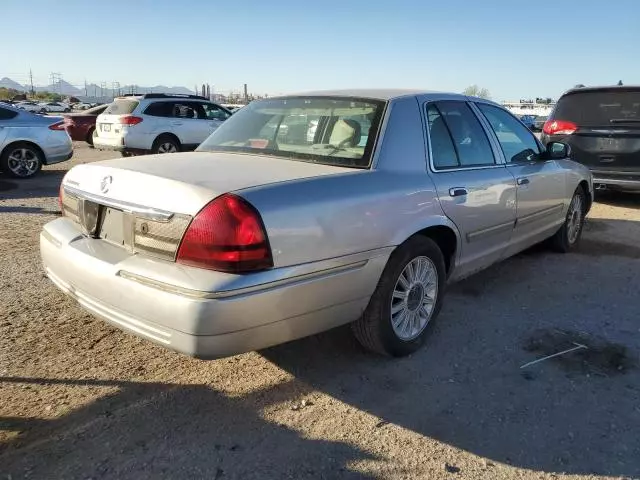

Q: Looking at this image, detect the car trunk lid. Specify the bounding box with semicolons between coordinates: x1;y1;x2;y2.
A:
61;151;355;262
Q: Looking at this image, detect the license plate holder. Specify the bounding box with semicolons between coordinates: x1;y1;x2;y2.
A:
102;124;111;132
99;207;126;247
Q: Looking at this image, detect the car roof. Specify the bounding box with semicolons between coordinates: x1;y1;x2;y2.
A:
561;85;640;96
278;88;439;101
270;89;501;105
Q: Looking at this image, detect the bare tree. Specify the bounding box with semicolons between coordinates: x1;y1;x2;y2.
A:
462;85;491;99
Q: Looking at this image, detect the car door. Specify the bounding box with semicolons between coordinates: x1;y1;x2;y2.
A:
167;101;202;147
425;100;517;279
475;102;566;255
201;103;231;138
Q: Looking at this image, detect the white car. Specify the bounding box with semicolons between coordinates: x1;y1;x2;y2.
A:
93;94;232;156
38;102;71;113
16;102;42;113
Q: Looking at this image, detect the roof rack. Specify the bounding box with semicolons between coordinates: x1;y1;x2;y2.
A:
117;93;208;100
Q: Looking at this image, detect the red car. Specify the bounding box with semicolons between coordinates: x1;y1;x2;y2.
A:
63;104;107;146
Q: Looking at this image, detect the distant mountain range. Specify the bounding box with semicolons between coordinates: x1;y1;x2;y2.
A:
0;76;194;97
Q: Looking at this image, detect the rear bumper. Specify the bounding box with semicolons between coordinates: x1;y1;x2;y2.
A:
591;169;640;192
40;218;389;358
93;135;126;152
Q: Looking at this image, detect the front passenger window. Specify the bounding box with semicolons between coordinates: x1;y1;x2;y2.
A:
476;103;541;163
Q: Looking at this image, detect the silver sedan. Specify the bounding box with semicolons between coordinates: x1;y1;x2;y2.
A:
41;90;592;358
1;103;73;178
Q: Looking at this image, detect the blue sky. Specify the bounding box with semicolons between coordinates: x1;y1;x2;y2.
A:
1;0;638;100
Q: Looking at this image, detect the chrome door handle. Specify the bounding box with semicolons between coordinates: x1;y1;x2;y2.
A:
517;177;530;186
449;187;468;197
171;121;183;126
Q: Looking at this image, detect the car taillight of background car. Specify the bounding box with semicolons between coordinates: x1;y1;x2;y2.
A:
542;119;578;136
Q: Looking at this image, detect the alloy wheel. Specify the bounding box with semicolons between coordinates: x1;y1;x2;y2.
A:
390;256;438;341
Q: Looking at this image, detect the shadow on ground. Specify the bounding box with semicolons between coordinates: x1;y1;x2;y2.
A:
0;169;65;200
0;376;375;479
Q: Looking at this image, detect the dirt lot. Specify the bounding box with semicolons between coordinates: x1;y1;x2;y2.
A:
1;144;639;480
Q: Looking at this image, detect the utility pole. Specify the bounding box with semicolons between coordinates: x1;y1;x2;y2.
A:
29;69;35;96
206;83;210;100
49;72;62;96
243;83;248;104
84;79;88;97
112;81;120;99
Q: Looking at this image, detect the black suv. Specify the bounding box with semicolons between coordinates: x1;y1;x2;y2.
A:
541;86;640;192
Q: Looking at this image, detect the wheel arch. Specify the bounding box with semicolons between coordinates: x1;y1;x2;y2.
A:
153;132;181;148
391;218;461;277
1;140;46;164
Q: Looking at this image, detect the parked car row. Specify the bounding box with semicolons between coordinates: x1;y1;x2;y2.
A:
42;89;593;360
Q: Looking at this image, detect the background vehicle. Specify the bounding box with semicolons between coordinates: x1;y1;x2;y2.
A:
532;115;547;132
519;114;536;130
16;101;42;113
43;90;592;360
0;103;73;178
39;102;71;113
93;93;232;156
63;104;108;146
541;85;640;192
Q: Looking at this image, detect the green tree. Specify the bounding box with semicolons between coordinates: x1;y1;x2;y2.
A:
462;85;491;99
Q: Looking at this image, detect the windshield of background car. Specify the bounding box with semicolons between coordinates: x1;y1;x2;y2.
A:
103;99;139;115
554;89;640;126
197;96;385;168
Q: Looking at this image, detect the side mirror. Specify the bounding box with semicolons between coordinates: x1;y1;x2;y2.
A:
546;141;571;160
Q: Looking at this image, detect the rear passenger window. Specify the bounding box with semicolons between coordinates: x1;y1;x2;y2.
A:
427;101;495;169
144;102;172;117
476;103;541;163
172;102;198;119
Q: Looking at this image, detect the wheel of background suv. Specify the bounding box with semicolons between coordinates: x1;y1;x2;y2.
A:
352;236;446;357
152;135;180;154
549;187;587;253
0;143;43;179
87;127;96;147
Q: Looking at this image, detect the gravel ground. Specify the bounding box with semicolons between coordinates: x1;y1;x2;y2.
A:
1;144;639;480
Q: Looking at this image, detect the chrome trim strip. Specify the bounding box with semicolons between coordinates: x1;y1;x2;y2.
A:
516;204;564;227
466;220;514;243
63;185;174;222
117;260;369;300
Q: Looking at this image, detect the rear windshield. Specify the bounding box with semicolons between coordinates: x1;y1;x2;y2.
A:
197;96;385;168
103;99;139;115
554;90;640;125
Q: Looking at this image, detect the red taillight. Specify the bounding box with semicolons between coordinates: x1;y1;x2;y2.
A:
543;120;577;136
119;115;143;126
49;121;66;131
58;183;64;213
176;194;273;273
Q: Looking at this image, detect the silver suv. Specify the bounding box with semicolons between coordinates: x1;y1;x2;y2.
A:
93;93;232;156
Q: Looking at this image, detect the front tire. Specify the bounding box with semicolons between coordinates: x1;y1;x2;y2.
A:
549;187;587;252
0;143;44;179
352;236;446;357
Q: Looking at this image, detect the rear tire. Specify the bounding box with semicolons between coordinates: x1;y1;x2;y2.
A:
87;127;96;147
0;142;44;179
352;236;446;357
152;135;180;154
549;187;587;253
